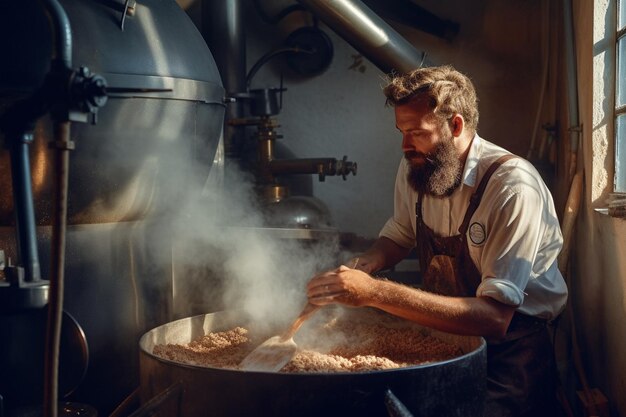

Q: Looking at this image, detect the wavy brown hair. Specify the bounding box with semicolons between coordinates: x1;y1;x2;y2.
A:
383;65;479;133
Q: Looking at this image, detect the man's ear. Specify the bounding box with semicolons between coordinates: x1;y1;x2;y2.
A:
450;114;464;137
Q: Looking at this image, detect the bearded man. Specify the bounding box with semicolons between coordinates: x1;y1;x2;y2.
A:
307;65;567;417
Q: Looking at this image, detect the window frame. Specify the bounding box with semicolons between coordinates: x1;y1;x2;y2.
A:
615;0;626;191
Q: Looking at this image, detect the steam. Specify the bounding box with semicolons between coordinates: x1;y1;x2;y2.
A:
169;161;344;334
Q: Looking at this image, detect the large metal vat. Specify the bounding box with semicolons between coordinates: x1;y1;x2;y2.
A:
0;0;224;225
0;0;225;413
139;309;487;417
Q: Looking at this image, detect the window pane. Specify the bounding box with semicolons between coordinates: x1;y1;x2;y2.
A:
618;38;626;107
621;0;626;30
616;115;626;191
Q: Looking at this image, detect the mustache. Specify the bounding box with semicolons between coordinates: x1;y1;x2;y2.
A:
404;151;435;164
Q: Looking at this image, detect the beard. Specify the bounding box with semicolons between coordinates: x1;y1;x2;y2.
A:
405;136;462;197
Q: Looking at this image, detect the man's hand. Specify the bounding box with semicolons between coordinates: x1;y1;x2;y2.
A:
306;265;378;307
306;264;517;339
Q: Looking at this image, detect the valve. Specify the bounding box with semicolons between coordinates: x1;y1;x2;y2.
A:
69;66;108;124
336;155;357;180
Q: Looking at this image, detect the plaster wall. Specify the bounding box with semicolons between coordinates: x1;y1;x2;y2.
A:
570;0;626;415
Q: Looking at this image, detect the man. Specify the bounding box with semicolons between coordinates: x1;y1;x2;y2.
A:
307;65;567;417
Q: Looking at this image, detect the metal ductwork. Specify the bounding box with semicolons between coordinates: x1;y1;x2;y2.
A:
295;0;427;74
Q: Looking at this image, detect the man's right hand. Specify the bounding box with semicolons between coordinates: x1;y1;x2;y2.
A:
306;265;378;307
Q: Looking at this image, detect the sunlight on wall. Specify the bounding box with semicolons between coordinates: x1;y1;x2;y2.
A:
591;0;611;204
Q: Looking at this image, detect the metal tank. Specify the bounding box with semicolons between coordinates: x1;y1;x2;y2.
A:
0;0;225;413
0;0;224;224
138;309;487;417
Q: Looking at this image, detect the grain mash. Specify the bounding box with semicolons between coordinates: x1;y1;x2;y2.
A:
153;308;463;372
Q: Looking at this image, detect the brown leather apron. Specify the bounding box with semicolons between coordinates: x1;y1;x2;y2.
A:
415;155;559;417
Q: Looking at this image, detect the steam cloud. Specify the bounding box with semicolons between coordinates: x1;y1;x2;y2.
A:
170;161;347;334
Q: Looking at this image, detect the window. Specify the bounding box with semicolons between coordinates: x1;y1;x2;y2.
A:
615;0;626;191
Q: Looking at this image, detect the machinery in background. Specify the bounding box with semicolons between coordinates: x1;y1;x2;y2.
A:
206;0;357;233
0;0;225;414
0;0;455;415
202;0;442;232
229;77;357;228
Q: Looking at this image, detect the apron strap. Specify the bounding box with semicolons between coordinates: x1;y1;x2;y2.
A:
458;154;517;235
415;191;424;222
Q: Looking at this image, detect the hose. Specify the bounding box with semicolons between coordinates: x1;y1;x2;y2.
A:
246;47;313;88
43;121;72;417
39;1;73;416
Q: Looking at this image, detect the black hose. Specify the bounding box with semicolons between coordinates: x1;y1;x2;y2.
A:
246;47;313;88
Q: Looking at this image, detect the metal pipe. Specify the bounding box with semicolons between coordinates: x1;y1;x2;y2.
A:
563;0;580;181
362;0;458;42
44;121;72;417
295;0;426;74
40;0;72;69
270;157;356;181
39;1;73;415
7;132;41;282
203;0;246;156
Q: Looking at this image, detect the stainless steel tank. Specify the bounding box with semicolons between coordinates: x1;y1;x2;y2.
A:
139;309;487;417
0;0;224;224
0;0;225;413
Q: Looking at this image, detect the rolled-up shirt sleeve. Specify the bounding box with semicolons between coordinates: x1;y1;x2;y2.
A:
477;278;525;306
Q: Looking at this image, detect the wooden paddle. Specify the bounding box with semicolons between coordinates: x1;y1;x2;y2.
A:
239;259;359;372
239;301;322;372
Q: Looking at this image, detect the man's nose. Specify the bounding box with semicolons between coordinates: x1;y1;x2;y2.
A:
402;134;418;153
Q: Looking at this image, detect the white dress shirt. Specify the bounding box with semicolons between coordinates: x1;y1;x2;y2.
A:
379;135;568;320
